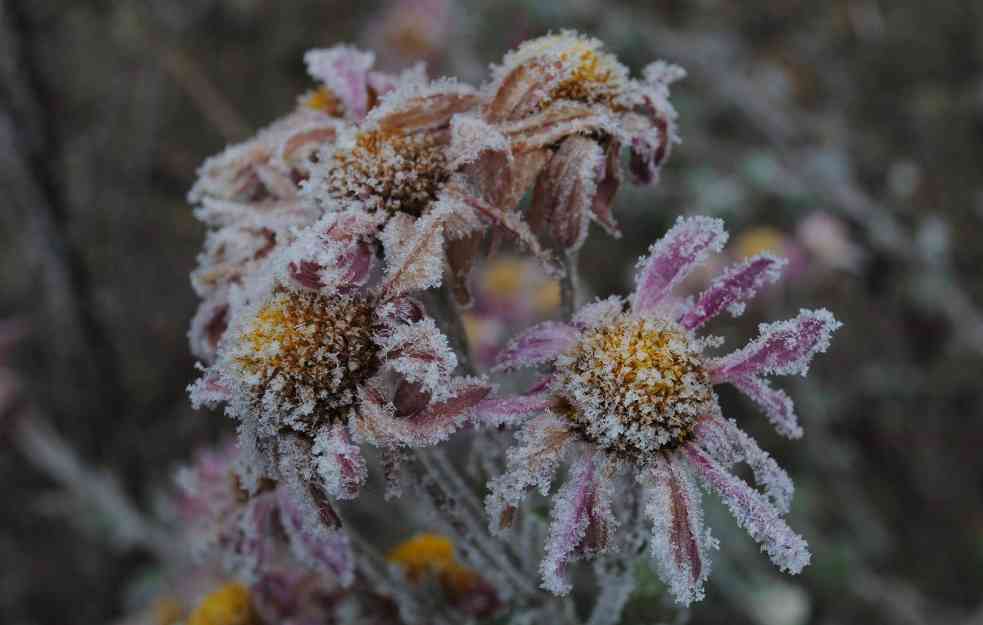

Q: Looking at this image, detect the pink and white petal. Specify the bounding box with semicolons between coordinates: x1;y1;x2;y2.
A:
729;375;802;439
694;414;794;513
632;216;728;315
572;296;625;330
379;207;449;299
679;254;786;330
485;414;575;534
228;491;279;582
683;445;810;575
376;317;457;399
188;367;232;408
492;321;579;372
388;377;491;447
711;308;842;380
276;485;355;585
639;453;716;606
474;377;555;428
540;451;614;594
188;293;230;362
312;423;368;500
304;46;375;121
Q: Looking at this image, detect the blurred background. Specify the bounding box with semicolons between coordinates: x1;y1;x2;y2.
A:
2;1;983;623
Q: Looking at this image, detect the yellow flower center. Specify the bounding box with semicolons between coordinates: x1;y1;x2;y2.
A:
549;48;622;108
187;583;254;625
387;533;481;595
327;128;449;216
235;289;379;424
558;317;712;455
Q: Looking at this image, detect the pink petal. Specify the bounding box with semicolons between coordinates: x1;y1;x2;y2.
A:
227;491;278;582
679;254;786;330
632;216;728;315
475;377;555;428
639;453;715;606
304;46;375;121
276;485;355;585
729;375;802;439
540;451;613;594
493;321;580;372
683;445;810;575
711;308;841;380
312;423;367;500
694;414;794;513
485;414;574;533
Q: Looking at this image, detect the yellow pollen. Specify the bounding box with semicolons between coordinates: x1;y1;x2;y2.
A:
544;46;625;110
187;583;254;625
304;87;344;116
561;317;712;454
234;289;378;422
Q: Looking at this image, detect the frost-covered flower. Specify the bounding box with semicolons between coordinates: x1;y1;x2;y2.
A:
190;203;490;508
188;46;422;362
479;216;841;603
175;441;355;587
450;31;684;257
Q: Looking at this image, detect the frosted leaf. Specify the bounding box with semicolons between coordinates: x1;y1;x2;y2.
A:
540;451;616;594
694;414;794;513
679;254;786;330
188;291;230;362
475;377;555;427
639;453;717;606
504;103;621;154
684;445;810;575
447;113;510;170
730;375;803;439
304;46;376;121
492;321;580;372
379;206;450;298
485;414;574;534
588;140;623;238
283;209;384;291
632;216;728;315
572;296;625;330
312;423;368;500
712;308;842;380
375;316;457;399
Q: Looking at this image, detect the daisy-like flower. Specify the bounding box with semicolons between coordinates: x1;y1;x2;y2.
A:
190;204;490;509
188;46;424;362
479;216;841;604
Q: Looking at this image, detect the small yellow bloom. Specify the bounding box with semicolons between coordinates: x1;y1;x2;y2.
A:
734;226;787;259
387;533;456;582
187;583;254;625
304;87;343;116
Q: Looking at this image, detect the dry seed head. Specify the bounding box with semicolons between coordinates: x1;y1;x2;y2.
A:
326;128;449;216
234;288;379;426
556;315;713;457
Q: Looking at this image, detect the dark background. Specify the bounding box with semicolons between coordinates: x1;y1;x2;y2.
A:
2;1;982;623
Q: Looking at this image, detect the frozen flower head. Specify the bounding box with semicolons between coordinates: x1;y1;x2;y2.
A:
191;203;490;510
447;31;684;256
480;216;841;603
187;45;419;362
310;80;479;217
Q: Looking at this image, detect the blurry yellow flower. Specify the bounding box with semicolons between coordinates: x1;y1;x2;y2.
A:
388;533;484;595
187;583;254;625
734;226;787;259
483;258;525;299
153;597;185;625
304;87;343;116
533;281;561;314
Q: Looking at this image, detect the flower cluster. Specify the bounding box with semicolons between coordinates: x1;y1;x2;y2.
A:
184;29;840;620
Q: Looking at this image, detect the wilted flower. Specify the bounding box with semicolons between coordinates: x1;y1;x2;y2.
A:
188;46;423;361
479;216;841;603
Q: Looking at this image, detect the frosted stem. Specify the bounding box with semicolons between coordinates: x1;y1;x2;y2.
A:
561;251;581;317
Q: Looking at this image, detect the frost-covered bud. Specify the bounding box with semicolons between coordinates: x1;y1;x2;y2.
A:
479;217;841;603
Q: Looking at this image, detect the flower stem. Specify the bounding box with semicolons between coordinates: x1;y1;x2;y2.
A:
561;251;581;317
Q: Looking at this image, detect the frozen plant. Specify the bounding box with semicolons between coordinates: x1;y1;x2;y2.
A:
178;29;841;625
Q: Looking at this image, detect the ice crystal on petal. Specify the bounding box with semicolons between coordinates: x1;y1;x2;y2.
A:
685;445;810;574
633;216;728;315
571;296;626;330
731;375;803;439
713;308;842;379
493;321;580;372
375;316;456;399
540;451;615;594
304;46;376;121
379;206;450;298
679;254;786;330
447;114;510;169
640;454;716;606
312;423;368;500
